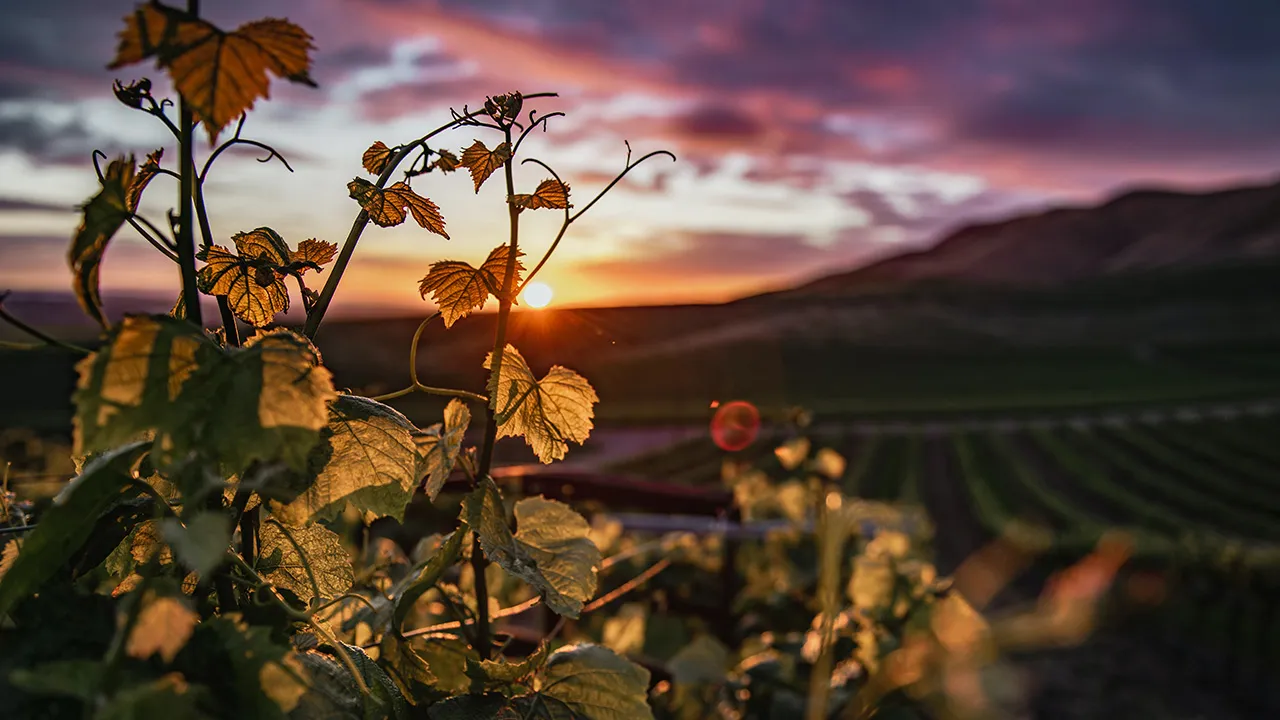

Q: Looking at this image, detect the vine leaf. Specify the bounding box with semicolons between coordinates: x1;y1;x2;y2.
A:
484;345;598;463
290;239;338;272
176;328;336;473
108;2;317;142
459;140;511;193
125;148;164;211
162;512;233;578
74;316;336;474
96;674;213;717
271;395;425;526
510;179;571;211
256;521;353;605
466;641;550;690
200;617;311;716
126;592;199;663
431;149;460;173
392;527;466;633
347;178;449;237
362;140;394;175
0;441;149;618
71;315;209;454
538;644;653;720
466;479;600;618
379;632;436;703
415;398;471;501
0;539;20;583
197;227;294;328
419;245;524;328
70;154;153;328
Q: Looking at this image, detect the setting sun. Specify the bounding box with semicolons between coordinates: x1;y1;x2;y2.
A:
522;281;554;309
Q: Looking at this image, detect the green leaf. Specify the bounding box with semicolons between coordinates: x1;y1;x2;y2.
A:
413;635;479;696
73;315;213;457
484;344;597;463
176;329;336;474
416;398;471;501
162;512;233;579
96;674;215;720
0;441;148;617
667;635;729;687
539;644;652;720
8;659;103;701
465;479;601;617
325;642;410;719
379;632;436;704
73;316;336;475
601;603;646;656
126;591;199;663
393;527;466;633
256;520;353;605
70;155;151;328
185;617;306;720
271;395;425;526
428;693;514;720
465;641;550;691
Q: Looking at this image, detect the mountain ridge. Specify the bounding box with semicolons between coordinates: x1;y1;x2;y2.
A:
779;175;1280;299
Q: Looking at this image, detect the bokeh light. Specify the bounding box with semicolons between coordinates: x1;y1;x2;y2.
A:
711;400;760;451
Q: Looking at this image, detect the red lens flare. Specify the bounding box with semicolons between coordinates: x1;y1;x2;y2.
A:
710;400;760;452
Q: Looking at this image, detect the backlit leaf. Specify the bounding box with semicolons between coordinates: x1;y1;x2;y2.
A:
69;155;136;328
484;345;597;463
416;398;471;500
510;179;570;211
362;140;394;175
0;441;149;617
459;140;510;192
271;395;425;526
0;539;22;583
774;437;810;470
126;592;198;663
257;520;353;605
849;555;895;612
162;512;233;578
539;644;652;720
127;148;164;212
109;2;316;142
75;316;335;473
466;479;600;617
431;149;460;173
348;178;449;237
74;315;209;455
290;239;337;272
198;244;289;327
169;328;336;473
667;635;730;687
419;245;524;328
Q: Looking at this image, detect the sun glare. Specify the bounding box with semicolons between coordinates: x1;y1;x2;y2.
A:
522;281;554;309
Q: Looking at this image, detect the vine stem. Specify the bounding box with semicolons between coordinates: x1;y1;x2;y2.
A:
302;93;559;340
174;0;202;326
466;123;526;659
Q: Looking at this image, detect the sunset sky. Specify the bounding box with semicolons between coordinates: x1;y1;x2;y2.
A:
2;0;1278;314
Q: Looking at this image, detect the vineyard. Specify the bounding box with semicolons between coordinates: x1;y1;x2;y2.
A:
608;409;1280;715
